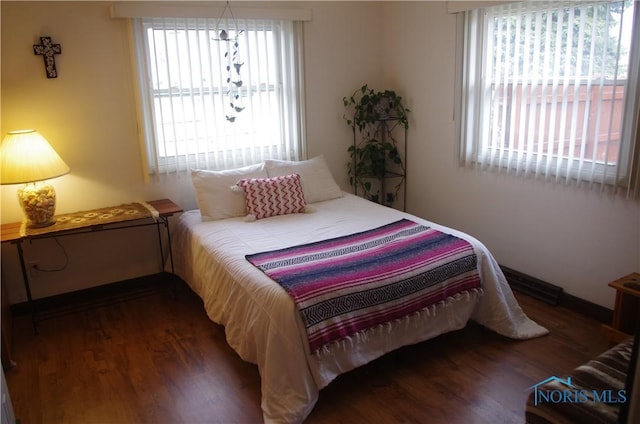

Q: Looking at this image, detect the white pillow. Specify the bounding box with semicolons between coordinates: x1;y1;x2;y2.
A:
191;163;268;220
264;155;343;203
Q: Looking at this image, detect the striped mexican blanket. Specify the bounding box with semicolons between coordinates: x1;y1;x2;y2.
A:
246;219;481;353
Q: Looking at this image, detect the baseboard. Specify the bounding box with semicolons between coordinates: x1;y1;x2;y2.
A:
559;291;613;324
10;272;181;317
501;266;563;305
500;265;612;324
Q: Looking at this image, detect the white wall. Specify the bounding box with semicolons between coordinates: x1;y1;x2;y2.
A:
299;1;384;187
1;1;638;309
381;1;640;308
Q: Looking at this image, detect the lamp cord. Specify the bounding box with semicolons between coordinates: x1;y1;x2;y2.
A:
32;237;69;272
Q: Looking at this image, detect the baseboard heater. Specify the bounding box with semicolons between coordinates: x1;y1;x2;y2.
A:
500;265;563;306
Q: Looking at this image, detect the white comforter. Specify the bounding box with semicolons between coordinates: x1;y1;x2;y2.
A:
171;193;548;423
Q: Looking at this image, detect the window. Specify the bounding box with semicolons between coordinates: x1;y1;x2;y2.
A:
131;16;305;174
460;1;640;195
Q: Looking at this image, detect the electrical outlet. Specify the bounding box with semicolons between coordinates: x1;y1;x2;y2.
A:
27;261;39;277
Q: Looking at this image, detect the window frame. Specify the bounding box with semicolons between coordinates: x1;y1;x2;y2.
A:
118;5;309;175
458;1;640;193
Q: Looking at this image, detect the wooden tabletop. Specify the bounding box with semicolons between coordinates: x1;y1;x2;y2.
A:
0;222;23;243
608;272;640;298
1;199;182;243
146;199;183;217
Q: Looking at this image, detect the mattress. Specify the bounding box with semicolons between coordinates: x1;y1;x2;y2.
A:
171;192;548;423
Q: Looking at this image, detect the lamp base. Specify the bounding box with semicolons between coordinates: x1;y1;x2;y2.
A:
17;182;57;227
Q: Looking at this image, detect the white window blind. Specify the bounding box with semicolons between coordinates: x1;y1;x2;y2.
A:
460;1;640;197
130;15;305;174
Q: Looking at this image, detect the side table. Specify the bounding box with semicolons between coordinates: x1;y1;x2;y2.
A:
0;199;182;333
601;272;640;344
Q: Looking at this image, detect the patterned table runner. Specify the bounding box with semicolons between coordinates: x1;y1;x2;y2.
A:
22;201;159;237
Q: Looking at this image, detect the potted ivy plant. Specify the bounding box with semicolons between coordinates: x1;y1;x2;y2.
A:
343;84;409;132
343;84;409;205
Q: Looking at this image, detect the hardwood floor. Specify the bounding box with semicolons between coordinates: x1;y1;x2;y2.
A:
5;279;610;424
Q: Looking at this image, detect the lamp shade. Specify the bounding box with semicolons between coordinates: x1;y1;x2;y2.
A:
0;129;70;185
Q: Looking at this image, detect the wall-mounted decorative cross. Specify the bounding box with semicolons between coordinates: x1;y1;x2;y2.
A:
33;36;62;78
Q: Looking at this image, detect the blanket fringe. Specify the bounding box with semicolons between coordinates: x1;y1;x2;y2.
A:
314;288;484;357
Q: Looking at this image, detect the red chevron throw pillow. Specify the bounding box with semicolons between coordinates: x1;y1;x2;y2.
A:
237;174;306;220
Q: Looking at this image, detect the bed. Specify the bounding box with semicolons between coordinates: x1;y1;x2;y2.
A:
174;156;548;423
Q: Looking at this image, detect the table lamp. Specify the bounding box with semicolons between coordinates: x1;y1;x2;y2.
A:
0;129;70;227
